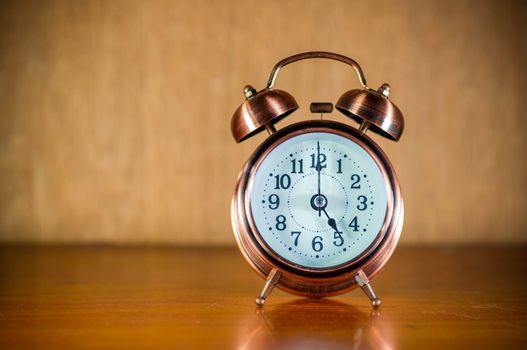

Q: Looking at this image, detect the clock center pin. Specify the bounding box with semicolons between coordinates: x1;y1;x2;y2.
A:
310;194;328;211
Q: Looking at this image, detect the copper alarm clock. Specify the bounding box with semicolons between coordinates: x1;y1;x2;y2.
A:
230;52;404;307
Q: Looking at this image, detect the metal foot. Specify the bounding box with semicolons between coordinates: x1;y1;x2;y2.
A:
255;268;281;307
354;270;381;308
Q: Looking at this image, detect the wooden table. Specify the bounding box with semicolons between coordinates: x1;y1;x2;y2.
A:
0;245;526;349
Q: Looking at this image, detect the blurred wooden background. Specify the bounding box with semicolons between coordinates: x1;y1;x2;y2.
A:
0;0;525;245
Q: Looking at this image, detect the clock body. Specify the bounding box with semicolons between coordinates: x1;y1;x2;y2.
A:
232;119;403;297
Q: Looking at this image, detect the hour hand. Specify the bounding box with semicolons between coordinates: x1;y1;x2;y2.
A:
321;208;342;233
327;217;342;233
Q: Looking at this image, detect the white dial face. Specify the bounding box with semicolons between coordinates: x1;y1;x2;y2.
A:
249;131;389;269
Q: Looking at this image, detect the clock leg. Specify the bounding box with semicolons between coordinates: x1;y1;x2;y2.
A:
255;268;282;307
354;270;381;308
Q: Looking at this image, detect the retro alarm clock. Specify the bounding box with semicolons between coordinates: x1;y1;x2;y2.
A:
230;52;404;307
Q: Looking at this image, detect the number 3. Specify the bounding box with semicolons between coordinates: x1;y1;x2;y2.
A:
357;195;368;211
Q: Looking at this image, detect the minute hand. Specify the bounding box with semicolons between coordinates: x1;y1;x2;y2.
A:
316;141;322;217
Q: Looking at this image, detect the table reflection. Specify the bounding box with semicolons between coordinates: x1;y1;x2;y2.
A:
237;299;393;350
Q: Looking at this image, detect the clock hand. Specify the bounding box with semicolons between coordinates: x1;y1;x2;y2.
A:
321;208;342;234
310;191;342;233
316;141;322;217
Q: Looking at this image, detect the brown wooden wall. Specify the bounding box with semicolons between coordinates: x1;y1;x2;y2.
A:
0;0;526;245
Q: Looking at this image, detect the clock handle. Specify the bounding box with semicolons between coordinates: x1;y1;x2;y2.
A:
266;51;368;89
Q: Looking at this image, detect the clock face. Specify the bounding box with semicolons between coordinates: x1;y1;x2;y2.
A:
249;131;390;269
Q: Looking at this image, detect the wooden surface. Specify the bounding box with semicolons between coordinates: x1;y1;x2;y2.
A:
1;0;527;245
0;245;525;349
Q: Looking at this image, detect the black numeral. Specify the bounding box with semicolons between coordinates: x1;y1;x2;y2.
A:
310;153;327;169
348;216;359;231
333;232;344;246
290;159;304;174
337;159;343;173
357;195;368;211
274;174;291;189
312;236;323;252
350;174;361;189
268;194;279;210
291;231;301;246
275;215;287;231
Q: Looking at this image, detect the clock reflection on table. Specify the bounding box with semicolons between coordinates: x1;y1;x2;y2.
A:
236;299;394;350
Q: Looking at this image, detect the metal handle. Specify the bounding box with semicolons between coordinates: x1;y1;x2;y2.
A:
266;51;368;89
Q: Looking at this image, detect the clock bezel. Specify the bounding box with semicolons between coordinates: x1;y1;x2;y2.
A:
232;119;403;296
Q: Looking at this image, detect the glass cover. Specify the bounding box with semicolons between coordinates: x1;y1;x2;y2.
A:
249;132;389;268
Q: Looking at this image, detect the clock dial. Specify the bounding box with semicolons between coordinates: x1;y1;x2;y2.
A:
249;132;390;268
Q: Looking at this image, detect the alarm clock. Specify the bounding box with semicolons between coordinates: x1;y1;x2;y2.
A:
230;52;404;307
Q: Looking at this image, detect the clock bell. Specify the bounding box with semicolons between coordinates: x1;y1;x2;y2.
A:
231;51;404;143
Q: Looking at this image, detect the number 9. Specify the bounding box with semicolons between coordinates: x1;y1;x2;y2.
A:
268;194;280;209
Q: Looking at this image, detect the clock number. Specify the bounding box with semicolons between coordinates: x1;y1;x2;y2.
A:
274;174;291;189
291;231;301;246
290;159;304;174
348;216;360;231
357;195;368;211
337;159;343;174
312;236;323;252
310;153;327;169
350;174;361;189
333;232;344;246
275;215;287;231
268;194;280;210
